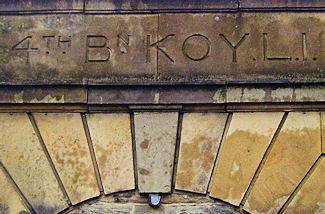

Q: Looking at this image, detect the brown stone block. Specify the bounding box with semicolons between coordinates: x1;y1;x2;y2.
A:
241;0;325;9
158;13;325;83
85;0;159;11
158;0;237;10
0;0;84;12
0;86;87;103
167;204;239;214
0;15;85;84
88;85;225;104
85;0;237;12
84;15;157;83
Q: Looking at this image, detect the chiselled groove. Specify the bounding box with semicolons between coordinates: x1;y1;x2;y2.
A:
321;112;324;154
207;113;233;193
28;113;72;206
278;155;324;213
81;113;104;195
239;112;288;206
155;14;160;80
302;33;307;61
130;112;138;188
172;112;184;188
0;160;36;214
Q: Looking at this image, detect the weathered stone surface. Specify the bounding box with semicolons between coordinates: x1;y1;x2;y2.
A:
209;112;283;206
241;0;325;8
85;0;159;11
167;204;239;214
34;113;100;205
0;13;325;84
321;112;325;154
87;113;135;194
70;203;239;214
71;203;134;214
84;15;157;83
0;15;85;84
244;112;322;213
227;85;325;103
85;0;237;11
175;113;228;193
134;205;167;214
88;85;226;104
0;86;87;103
0;14;157;84
158;13;325;82
157;0;237;10
0;0;83;12
0;113;67;213
0;166;29;214
134;112;178;193
284;156;325;214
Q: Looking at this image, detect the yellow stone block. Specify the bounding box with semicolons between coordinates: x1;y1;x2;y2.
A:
209;112;284;206
0;167;29;214
87;113;135;194
284;156;325;214
0;113;67;213
176;113;228;194
244;112;322;214
34;113;100;205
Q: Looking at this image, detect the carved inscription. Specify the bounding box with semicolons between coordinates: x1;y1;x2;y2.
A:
12;36;38;64
85;35;112;62
219;33;249;63
182;34;210;61
11;32;316;65
146;34;175;63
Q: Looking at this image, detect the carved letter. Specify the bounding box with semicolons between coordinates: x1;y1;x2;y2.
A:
12;36;38;64
85;35;112;63
263;33;291;61
117;34;130;54
146;34;175;63
182;34;210;61
219;33;249;63
58;36;71;48
43;36;55;48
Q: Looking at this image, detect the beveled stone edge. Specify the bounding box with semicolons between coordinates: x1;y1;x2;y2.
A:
2;0;325;14
2;84;325;105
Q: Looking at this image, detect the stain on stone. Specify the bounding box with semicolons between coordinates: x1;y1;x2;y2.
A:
135;112;178;193
284;156;325;214
140;139;149;149
87;113;135;194
210;112;284;206
176;113;228;194
34;113;100;205
0;113;68;213
244;112;321;214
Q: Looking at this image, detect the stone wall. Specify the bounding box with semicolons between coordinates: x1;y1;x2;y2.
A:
0;1;325;214
0;111;324;213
